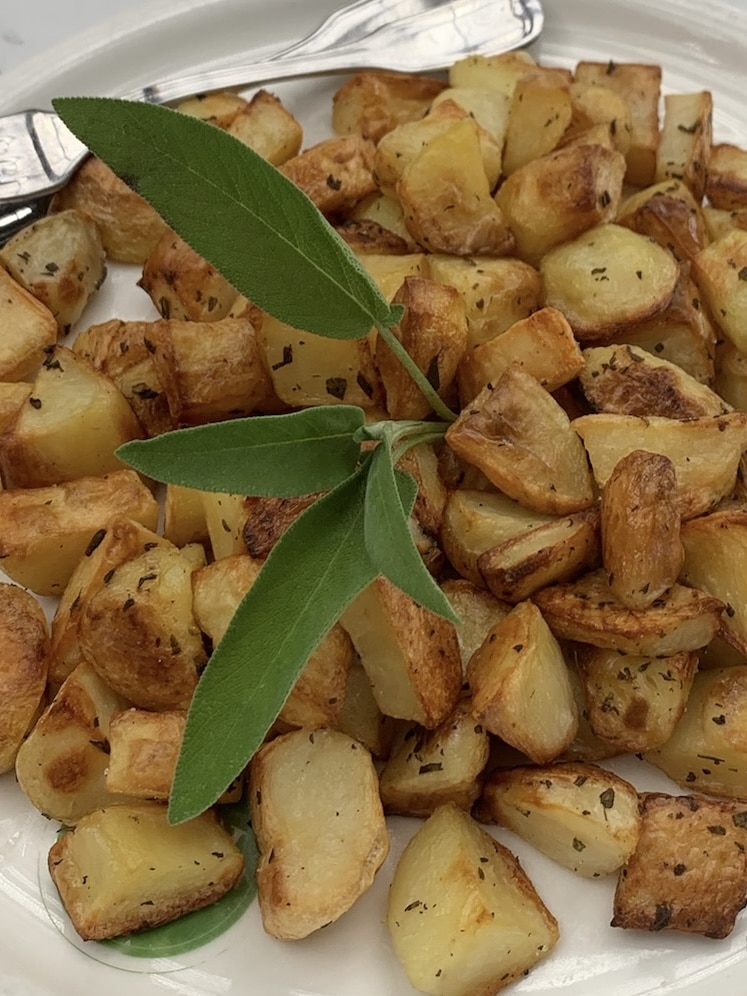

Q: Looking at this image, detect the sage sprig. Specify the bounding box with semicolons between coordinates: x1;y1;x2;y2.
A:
54;97;459;823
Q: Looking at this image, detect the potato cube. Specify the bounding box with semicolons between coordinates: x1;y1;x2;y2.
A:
0;266;57;381
0;345;142;488
611;792;747;938
15;661;132;823
654;91;712;201
645;666;747;798
477;762;641;878
0;583;49;773
341;576;462;728
332;71;446;143
705;143;747;210
227;88;303;165
105;708;185;800
616;179;709;263
280;134;377;215
379;700;490;817
387;803;558;996
249;728;388;939
139;232;238;322
48;801;244;940
0;470;158;596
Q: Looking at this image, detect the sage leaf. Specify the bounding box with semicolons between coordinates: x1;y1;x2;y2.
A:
117;405;365;495
168;468;377;824
53;97;403;339
364;442;458;622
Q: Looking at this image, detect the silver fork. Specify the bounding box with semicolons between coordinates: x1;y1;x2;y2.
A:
0;0;543;243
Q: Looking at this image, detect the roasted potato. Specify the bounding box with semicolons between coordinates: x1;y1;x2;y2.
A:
50;155;170;264
0;209;106;335
249;728;388;939
0;470;158;596
15;660;133;823
467;599;579;762
0;583;49;773
477;762;641;878
387;803;558;996
0;266;57;381
611;792;747;938
332;71;447;143
0;345;142;489
48;801;244;940
139;231;238;321
341;575;462;729
105;708;185;800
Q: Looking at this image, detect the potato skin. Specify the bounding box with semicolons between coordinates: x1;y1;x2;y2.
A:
0;583;49;773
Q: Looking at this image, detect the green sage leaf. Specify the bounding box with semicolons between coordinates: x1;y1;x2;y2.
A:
101;800;257;957
117;406;364;495
53;97;403;339
364;441;458;623
168;468;377;824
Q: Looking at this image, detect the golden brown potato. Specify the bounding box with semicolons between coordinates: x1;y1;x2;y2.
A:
467;600;578;762
608;263;716;385
152;315;274;425
477;762;641;878
680;507;747;657
373;100;502;198
654;91;712;201
280;134;377;216
540;224;679;342
458;306;584;404
0;266;57;381
349;193;420;252
572;411;747;520
139;231;238;322
249;727;388;939
565;81;633;155
445;368;595;516
440;578;511;674
616;179;709;264
645;666;747;798
440;488;556;589
0;345;143;489
430;85;512;151
163;483;209;548
502;71;573;176
226;88;303;165
376;276;467;419
398;118;515;256
260;312;381;409
611;792;747;938
495;142;626;264
0;469;158;596
79;541;207;710
0;583;49;773
600;450;683;610
574;61;661;187
341;576;462;729
73;318;177;437
379;700;490;817
692;228;747;354
15;660;133;823
705;143;747;210
425;254;542;348
576;645;697;752
387;803;558;996
175;90;248;128
105;708;185;799
240;493;319;558
50;155;170;264
448;49;540;95
579;343;729;418
332;71;447;143
0;209;106;336
533;569;723;657
47;516;169;688
476;507;601;604
200;490;247;560
48;801;244;940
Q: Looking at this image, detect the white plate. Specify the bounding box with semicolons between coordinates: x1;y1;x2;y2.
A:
2;1;747;994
